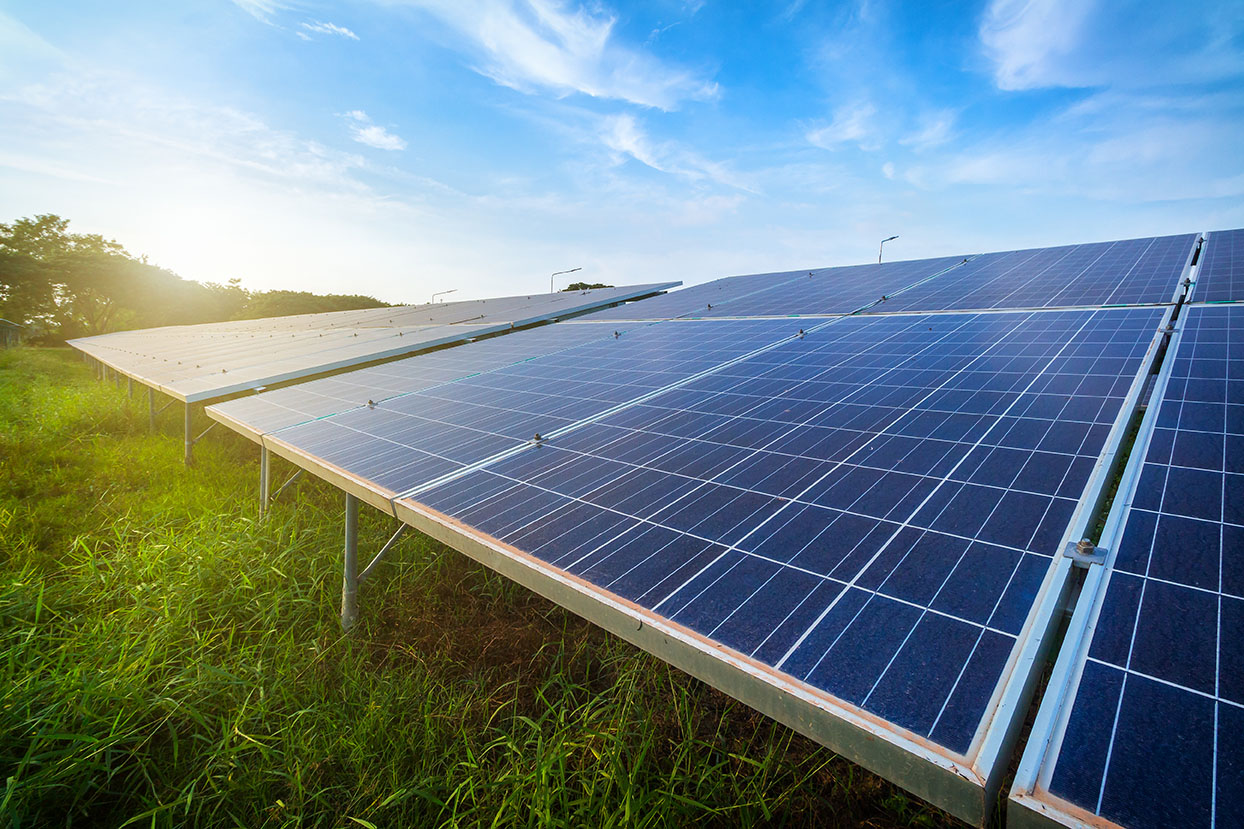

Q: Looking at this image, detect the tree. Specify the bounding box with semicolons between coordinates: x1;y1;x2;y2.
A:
562;281;612;291
235;290;390;320
0;214;125;332
0;214;392;342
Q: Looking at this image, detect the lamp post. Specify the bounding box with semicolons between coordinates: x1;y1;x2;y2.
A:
431;289;457;304
878;235;899;264
550;267;582;293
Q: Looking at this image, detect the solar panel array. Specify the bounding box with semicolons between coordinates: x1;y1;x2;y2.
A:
586;256;966;320
250;319;807;497
1010;303;1243;829
68;283;675;402
201;230;1231;826
211;322;632;438
1194;228;1244;303
865;234;1196;315
409;308;1163;758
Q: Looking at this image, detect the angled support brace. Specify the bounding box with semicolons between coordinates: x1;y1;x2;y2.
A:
271;469;304;503
359;525;408;584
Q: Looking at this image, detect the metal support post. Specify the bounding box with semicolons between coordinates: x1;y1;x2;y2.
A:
148;388;156;431
184;403;193;466
259;446;271;517
342;493;360;631
127;377;133;398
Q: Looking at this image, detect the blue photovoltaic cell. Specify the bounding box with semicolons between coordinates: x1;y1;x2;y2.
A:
695;256;966;317
867;234;1194;314
1044;304;1243;829
257;319;808;496
586;257;964;321
209;321;634;436
583;267;832;321
407;307;1164;755
1194;228;1244;303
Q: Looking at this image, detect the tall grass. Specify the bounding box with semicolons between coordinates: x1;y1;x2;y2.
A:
0;348;959;827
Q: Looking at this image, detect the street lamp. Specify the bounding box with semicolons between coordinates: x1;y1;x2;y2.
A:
878;235;899;264
880;234;900;262
551;267;582;293
431;289;457;303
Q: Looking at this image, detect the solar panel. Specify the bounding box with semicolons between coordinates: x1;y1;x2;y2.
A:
212;304;1169;823
210;322;632;438
1193;228;1244;303
694;256;967;317
69;283;675;403
1009;303;1242;829
584;257;964;321
225;318;811;498
582;267;836;321
866;235;1195;315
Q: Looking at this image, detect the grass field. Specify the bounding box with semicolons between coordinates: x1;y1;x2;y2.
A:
0;347;966;828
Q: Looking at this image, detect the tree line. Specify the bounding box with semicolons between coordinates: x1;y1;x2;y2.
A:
0;214;390;342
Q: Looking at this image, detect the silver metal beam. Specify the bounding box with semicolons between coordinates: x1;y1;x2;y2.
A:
184;402;193;466
342;493;359;631
148;387;156;431
259;445;271;518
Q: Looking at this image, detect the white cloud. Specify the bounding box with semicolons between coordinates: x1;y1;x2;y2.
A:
343;110;407;150
979;0;1092;90
388;0;718;110
881;162;895;180
900;110;956;150
979;0;1244;91
807;101;880;151
599;113;750;191
902;98;1244;204
300;20;359;40
230;0;291;24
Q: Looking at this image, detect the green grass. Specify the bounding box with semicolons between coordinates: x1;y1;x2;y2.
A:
0;348;964;828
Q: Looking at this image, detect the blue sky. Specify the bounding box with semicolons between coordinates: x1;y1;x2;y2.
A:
1;1;1241;303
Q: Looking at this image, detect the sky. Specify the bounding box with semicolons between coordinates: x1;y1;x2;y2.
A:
1;1;1241;304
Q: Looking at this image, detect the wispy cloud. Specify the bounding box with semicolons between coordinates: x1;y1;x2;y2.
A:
599;113;750;191
343;110;407;150
230;0;291;25
807;101;880;151
979;0;1092;90
903;98;1244;203
899;110;956;150
979;0;1244;90
388;0;718;110
300;20;359;40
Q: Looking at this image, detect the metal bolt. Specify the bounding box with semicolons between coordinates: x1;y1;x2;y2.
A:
1076;538;1095;556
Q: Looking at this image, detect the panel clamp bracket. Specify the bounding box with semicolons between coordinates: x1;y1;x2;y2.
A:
1064;538;1107;568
